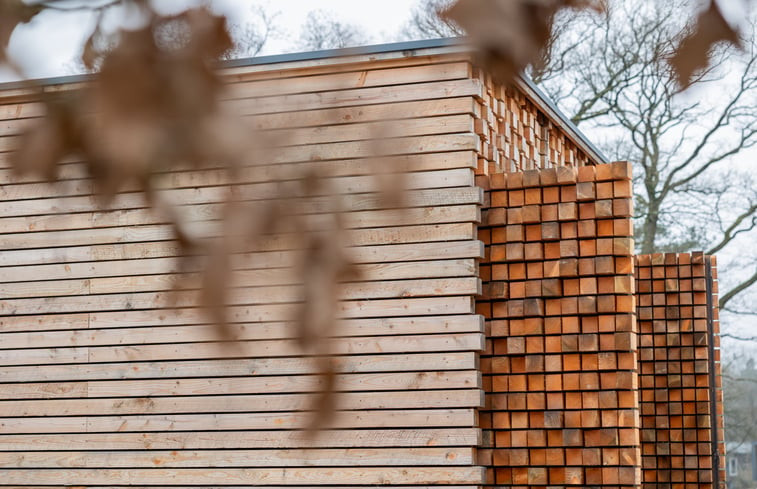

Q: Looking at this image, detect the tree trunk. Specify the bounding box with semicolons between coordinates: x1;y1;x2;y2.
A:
640;199;659;254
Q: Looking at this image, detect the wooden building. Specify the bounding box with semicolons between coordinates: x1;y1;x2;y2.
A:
0;39;724;488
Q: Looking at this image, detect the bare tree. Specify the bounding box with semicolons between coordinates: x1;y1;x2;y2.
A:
531;0;757;312
405;0;757;311
403;0;462;39
298;10;368;51
403;0;588;86
222;5;280;60
72;4;279;73
722;352;757;489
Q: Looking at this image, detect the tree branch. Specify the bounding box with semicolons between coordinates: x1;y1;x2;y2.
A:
720;267;757;310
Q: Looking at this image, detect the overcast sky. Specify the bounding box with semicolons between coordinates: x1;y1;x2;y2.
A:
1;0;421;82
2;0;751;83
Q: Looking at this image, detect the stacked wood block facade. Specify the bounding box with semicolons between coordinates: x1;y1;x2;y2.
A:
635;253;725;489
473;71;596;175
0;40;726;488
0;46;488;487
476;162;641;487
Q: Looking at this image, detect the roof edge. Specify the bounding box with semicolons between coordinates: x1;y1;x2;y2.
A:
0;37;607;164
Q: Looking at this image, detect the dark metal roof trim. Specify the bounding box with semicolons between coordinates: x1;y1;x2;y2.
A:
222;37;465;68
0;37;607;164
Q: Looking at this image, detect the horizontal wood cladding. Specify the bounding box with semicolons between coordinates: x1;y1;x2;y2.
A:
0;54;486;487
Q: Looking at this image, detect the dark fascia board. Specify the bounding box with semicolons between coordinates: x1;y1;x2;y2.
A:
0;37;607;164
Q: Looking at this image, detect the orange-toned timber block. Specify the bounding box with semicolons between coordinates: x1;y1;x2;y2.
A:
561;221;578;239
490;172;507;189
595;199;614;218
542;222;560;240
566;466;585;485
595;163;614;181
596;181;614;199
541;203;558;221
507;207;523;224
577;219;596;238
525;187;541;205
507;172;524;189
540;167;558;186
561;186;578;206
560;240;579;258
613;179;632;197
579;202;596;220
613;198;633;217
614;217;633;236
558;202;577;221
576;181;595;201
612;160;633;179
523;169;541;187
526;261;543;279
577;164;596;182
543;187;561;205
491;190;508;207
522;204;541;223
556;165;578;184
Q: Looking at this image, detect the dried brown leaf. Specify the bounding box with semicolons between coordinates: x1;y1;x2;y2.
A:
443;0;603;83
0;0;42;63
304;357;338;435
11;94;81;180
670;1;741;88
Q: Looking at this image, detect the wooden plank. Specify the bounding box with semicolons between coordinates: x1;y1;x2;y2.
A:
0;334;485;366
246;96;479;131
0;126;479;171
0;466;485;485
0;291;475;316
224;62;471;99
0;221;476;252
0;484;481;489
0;313;89;333
0;50;472;107
0;200;479;237
90;295;475;327
0;148;478;186
0;370;480;399
0;184;481;219
0;428;482;449
0;101;44;121
0;61;471;124
0;274;480;301
224;79;484;116
0;389;485;416
0;276;480;313
0;314;483;346
0;166;475;215
0;408;476;433
262;114;474;146
0;158;474;201
0;352;479;382
0;97;479;140
0;255;476;285
0;238;483;274
0;210;479;255
0;309;480;337
0;447;475;467
220;51;472;81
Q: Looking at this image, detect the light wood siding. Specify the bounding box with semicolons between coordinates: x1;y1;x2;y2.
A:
0;51;486;487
